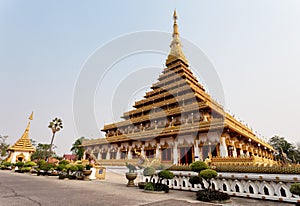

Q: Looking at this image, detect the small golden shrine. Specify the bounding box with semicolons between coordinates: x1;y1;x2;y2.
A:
6;112;36;163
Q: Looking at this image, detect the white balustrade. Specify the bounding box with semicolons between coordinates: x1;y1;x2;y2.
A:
142;171;300;203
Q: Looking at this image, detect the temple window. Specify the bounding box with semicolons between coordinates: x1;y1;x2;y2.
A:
161;148;172;161
120;151;126;159
145;149;155;158
110;151;117;159
101;152;107;160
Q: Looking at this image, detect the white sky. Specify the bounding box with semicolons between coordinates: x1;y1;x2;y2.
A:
0;1;299;155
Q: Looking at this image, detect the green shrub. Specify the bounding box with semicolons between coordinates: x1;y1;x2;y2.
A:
190;161;208;173
24;161;37;167
57;164;66;171
37;160;46;168
39;163;55;171
69;165;79;171
200;169;218;180
143;167;156;176
15;162;24;167
85;164;93;170
76;164;84;171
144;182;154;191
290;183;300;195
196;190;230;202
189;176;201;185
20;167;31;173
158;170;174;180
2;162;12;167
59;160;69;165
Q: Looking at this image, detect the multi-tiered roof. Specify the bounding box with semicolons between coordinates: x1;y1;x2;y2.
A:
8;116;35;152
83;11;274;154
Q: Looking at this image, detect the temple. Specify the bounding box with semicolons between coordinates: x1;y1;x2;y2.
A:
82;11;276;166
6;113;35;163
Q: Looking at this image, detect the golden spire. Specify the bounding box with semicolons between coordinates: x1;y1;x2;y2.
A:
29;111;33;121
7;113;35;152
166;10;188;65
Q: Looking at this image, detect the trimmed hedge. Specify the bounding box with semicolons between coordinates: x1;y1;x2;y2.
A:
196;190;230;202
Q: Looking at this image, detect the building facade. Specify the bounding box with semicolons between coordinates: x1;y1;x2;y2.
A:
82;11;276;166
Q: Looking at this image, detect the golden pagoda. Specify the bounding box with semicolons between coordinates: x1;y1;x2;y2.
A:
6;112;35;163
82;11;276;167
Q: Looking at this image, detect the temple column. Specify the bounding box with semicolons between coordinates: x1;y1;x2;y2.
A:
116;147;121;160
219;136;228;157
106;148;111;160
155;144;161;159
141;145;145;157
199;146;203;161
173;142;178;164
232;145;237;157
127;146;132;159
194;140;200;161
239;144;244;156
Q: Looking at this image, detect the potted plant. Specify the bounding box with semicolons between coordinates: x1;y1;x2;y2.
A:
125;162;137;187
144;170;174;193
139;166;155;189
189;161;230;203
82;164;92;180
290;183;300;206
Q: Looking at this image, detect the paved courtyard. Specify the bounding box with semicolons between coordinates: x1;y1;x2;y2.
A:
0;168;294;206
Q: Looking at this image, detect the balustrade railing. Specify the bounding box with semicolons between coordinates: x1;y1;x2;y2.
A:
142;171;300;203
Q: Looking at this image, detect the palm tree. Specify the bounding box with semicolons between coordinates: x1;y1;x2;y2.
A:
48;118;63;155
70;137;85;160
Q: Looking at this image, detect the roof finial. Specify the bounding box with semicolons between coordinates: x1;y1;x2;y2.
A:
173;9;179;37
29;111;33;121
173;9;177;22
166;10;188;65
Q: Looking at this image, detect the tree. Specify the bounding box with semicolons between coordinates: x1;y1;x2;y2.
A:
70;137;84;160
0;135;9;161
269;135;300;163
31;143;55;161
48;118;63;155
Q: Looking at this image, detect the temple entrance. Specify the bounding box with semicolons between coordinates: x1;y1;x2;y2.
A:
179;147;193;165
16;153;25;162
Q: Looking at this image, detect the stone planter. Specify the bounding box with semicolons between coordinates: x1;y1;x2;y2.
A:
83;170;92;181
138;182;147;189
125;172;137;187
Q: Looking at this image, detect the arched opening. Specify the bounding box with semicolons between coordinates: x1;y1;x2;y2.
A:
183;181;186;187
174;180;177;187
249;185;254;194
212;183;216;190
166;180;169;185
263;187;269;195
223;184;227;191
235;184;240;193
280;187;287;197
